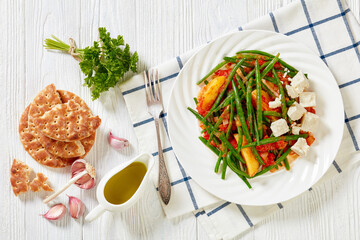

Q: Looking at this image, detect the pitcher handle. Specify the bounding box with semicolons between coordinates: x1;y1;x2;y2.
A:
85;204;106;222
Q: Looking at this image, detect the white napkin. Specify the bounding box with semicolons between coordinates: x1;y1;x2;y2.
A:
120;0;360;239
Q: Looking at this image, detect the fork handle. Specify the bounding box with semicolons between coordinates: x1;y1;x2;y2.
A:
154;118;171;205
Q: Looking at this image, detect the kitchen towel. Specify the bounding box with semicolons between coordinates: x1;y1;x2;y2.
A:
119;0;360;239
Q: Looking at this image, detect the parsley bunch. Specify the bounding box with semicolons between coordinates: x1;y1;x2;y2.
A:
44;27;138;100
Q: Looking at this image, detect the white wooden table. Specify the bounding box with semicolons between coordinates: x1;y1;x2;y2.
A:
2;0;360;239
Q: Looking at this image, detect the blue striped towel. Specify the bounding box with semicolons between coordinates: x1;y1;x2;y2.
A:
120;0;360;239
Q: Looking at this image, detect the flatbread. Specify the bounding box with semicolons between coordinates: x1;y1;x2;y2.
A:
19;105;74;168
29;173;53;192
57;90;96;155
10;159;31;196
39;134;85;158
34;99;101;142
28;85;90;159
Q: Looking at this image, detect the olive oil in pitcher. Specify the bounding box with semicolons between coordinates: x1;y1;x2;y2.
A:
104;162;147;205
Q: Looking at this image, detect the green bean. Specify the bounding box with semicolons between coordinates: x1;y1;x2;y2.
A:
251;148;292;177
227;156;252;189
223;57;237;63
235;74;246;94
236;125;243;154
245;61;269;80
272;68;287;120
226;101;234;138
222;152;230;179
232;79;265;165
253;112;260;143
214;152;222;173
263;115;271;126
208;117;223;142
199;136;220;155
263;76;277;84
188;107;245;163
232;79;252;143
263;111;281;117
236;50;298;73
193;97;198;104
255;60;263;141
246;78;254;136
241;134;308;148
284;158;290;170
197;61;227;85
260;53;280;79
286;99;295;107
225;154;251;178
204;58;246;119
213;94;234;112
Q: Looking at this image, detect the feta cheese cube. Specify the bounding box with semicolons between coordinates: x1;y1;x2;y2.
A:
299;92;316;107
301;112;319;133
286;85;299;98
269;94;282;109
290;71;309;94
291;138;309;156
270;118;289;137
287;102;306;121
291;123;301;135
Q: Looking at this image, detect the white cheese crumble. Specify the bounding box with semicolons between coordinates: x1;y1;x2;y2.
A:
286;85;299;98
269;94;282;109
291;123;301;135
301;112;319;133
299;92;316;107
270;118;289;137
291;138;309;156
287;102;306;121
291;71;309;94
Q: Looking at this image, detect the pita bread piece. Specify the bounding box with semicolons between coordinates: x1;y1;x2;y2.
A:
57;90;96;155
10;159;31;196
29;173;53;192
34;99;101;142
19;105;74;168
28;84;62;121
39;134;85;158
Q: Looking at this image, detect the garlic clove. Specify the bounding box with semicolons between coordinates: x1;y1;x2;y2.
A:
68;195;85;219
78;178;96;189
108;131;129;150
42;204;66;220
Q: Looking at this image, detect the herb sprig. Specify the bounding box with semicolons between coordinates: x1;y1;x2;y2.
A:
44;27;138;100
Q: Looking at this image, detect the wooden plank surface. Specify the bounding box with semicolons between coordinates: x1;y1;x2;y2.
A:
1;0;359;239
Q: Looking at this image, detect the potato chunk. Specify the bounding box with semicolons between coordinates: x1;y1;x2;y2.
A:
197;76;226;115
234;134;259;177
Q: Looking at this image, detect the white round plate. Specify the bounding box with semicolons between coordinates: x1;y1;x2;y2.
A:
167;30;344;206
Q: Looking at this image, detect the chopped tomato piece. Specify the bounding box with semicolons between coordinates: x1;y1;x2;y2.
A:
306;134;316;146
275;140;288;150
229;138;238;149
218;124;228;132
203;131;210;140
274;62;282;69
260;152;276;167
210;140;217;147
305;107;316;114
215;69;232;78
256;142;276;152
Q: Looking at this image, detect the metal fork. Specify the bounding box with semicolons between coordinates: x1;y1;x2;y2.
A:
144;69;171;205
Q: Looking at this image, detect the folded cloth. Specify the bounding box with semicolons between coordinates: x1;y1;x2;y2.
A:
119;0;360;239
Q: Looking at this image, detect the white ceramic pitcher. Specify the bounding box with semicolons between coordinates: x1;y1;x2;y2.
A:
85;153;154;222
